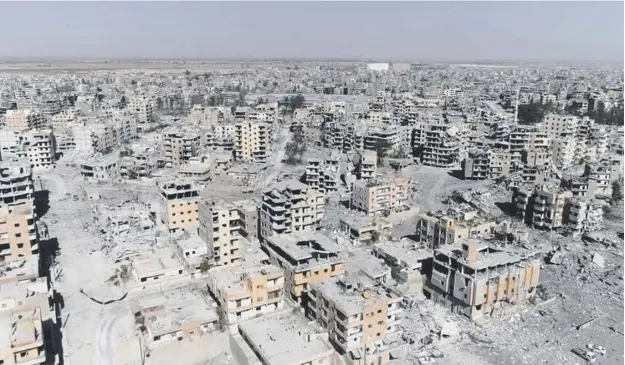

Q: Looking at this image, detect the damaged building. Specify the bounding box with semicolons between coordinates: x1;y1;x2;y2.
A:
425;240;541;320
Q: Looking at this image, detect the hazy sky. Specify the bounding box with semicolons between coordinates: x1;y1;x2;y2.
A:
0;1;622;61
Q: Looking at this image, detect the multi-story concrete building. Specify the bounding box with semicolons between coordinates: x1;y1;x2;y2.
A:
541;114;578;138
157;179;200;232
259;180;324;240
509;126;549;154
263;232;345;301
338;216;391;244
587;164;613;197
463;149;520;180
551;137;577;169
307;275;403;361
513;184;573;230
413;123;462;168
80;154;120;181
304;155;342;193
234;121;271;163
350;177;408;216
24;129;56;171
425;240;541;320
163;130;201;168
356;150;376;180
567;198;606;233
51;108;78;130
128;95;153;125
0;161;34;214
0;203;38;262
198;200;253;267
5;109;43;131
72;122;118;156
207;263;284;323
416;207;496;248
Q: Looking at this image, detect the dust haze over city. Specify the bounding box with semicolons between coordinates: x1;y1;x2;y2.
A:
0;2;622;365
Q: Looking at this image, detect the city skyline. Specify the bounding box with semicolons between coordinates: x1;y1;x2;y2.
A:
0;1;623;62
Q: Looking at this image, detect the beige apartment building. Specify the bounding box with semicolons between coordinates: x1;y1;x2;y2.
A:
207;264;284;323
164;130;201;168
264;232;345;301
426;240;541;320
234;121;271;163
307;275;402;362
5;110;43;131
0;203;38;262
0;307;47;365
198;200;248;267
416;207;496;248
259;180;324;240
350;177;408;216
157;179;200;232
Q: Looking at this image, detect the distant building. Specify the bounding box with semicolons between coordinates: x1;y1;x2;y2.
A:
234;121;272;163
5;109;43;131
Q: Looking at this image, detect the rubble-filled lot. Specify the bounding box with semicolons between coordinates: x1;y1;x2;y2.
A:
403;224;624;365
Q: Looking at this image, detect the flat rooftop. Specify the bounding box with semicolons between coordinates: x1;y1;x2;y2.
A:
176;233;205;251
238;313;334;365
374;239;431;269
436;240;540;270
266;232;344;262
133;247;184;276
209;264;282;297
345;249;390;280
0;257;39;283
134;286;217;336
340;215;388;231
264;179;310;193
313;274;399;317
